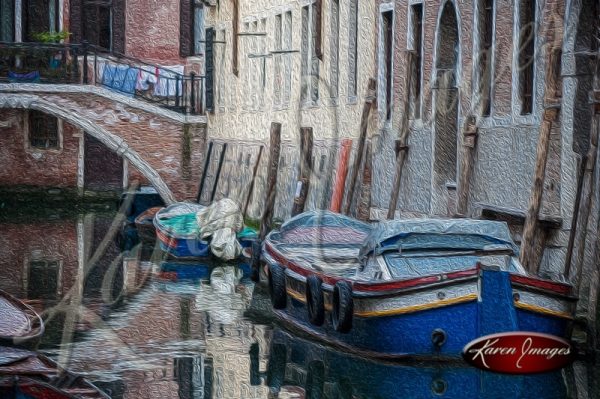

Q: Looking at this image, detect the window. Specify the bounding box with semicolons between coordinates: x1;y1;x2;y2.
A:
180;0;204;56
29;111;59;150
408;4;423;119
273;11;292;108
379;9;394;122
81;0;113;50
517;0;535;115
23;0;59;41
259;18;267;108
329;0;340;100
0;0;14;42
476;0;494;116
301;2;319;104
216;28;226;110
348;0;359;99
28;260;59;300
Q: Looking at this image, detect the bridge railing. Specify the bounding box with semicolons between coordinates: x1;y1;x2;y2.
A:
0;41;206;116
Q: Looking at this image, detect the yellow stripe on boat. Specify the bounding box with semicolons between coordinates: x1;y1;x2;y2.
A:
354;294;478;318
514;301;573;320
286;288;332;311
286;288;477;318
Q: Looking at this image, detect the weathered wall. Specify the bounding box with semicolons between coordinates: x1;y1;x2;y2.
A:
0;109;80;189
203;0;379;140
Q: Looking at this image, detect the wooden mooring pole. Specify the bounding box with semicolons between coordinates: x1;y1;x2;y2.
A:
520;47;562;273
387;51;415;219
330;139;352;212
260;122;282;240
344;78;377;215
292;127;314;217
243;145;264;219
356;140;373;221
210;142;228;203
456;115;478;217
196;141;214;203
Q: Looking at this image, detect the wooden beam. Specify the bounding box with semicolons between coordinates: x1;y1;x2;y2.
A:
456;115;478;217
520;46;563;272
292;127;314;216
344;78;377;215
387;51;416;219
260;122;282;240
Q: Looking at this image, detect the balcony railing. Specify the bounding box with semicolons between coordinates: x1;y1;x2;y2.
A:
0;41;206;116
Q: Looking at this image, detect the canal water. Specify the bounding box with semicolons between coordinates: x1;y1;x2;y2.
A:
0;198;596;398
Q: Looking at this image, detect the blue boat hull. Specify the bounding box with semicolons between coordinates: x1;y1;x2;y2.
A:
274;269;571;358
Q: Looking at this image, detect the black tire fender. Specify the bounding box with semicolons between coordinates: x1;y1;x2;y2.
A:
332;280;354;333
268;263;287;309
250;240;262;282
306;274;325;326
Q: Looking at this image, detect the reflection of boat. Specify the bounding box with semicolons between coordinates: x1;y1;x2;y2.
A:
0;290;44;346
0;346;110;398
135;206;161;244
262;211;576;359
253;328;567;399
154;202;258;259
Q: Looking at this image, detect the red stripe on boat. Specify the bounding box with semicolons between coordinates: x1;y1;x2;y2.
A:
265;242;479;292
510;274;572;295
156;230;178;249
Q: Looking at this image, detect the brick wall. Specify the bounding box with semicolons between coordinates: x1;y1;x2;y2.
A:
0;109;79;189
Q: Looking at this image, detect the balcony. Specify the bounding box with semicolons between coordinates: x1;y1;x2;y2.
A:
0;42;206;116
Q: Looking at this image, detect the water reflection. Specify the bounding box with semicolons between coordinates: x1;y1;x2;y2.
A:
0;203;591;398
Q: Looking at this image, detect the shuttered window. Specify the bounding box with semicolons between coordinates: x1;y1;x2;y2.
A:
205;27;215;112
518;0;535;115
409;4;423;119
477;0;494;116
348;0;358;99
301;2;319;104
180;0;204;57
329;0;340;100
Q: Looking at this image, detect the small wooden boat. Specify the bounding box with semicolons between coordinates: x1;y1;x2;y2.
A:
154;202;210;257
262;211;576;359
254;327;567;398
0;346;110;398
134;206;161;244
154;202;258;259
0;290;44;347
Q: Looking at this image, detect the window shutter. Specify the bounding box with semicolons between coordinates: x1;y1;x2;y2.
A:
205;27;215;112
112;0;126;54
69;0;82;43
180;0;192;57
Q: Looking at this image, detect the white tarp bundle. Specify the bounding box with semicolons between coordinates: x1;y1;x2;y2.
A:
196;198;244;260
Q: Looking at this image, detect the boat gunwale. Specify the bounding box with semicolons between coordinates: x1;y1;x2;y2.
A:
0;290;45;342
265;241;574;299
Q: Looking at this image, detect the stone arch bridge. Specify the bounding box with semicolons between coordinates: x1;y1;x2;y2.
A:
0;84;207;204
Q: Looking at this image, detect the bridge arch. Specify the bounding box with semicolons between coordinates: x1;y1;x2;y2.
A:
0;93;176;204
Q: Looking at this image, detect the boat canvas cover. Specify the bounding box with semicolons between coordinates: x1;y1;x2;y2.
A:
358;218;520;262
266;211;372;277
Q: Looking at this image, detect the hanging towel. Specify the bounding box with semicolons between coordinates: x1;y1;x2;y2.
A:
154;65;184;97
136;65;158;91
101;63;136;97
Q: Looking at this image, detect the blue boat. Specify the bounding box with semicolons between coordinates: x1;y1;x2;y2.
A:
261;211;576;359
154;202;259;259
252;327;567;398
